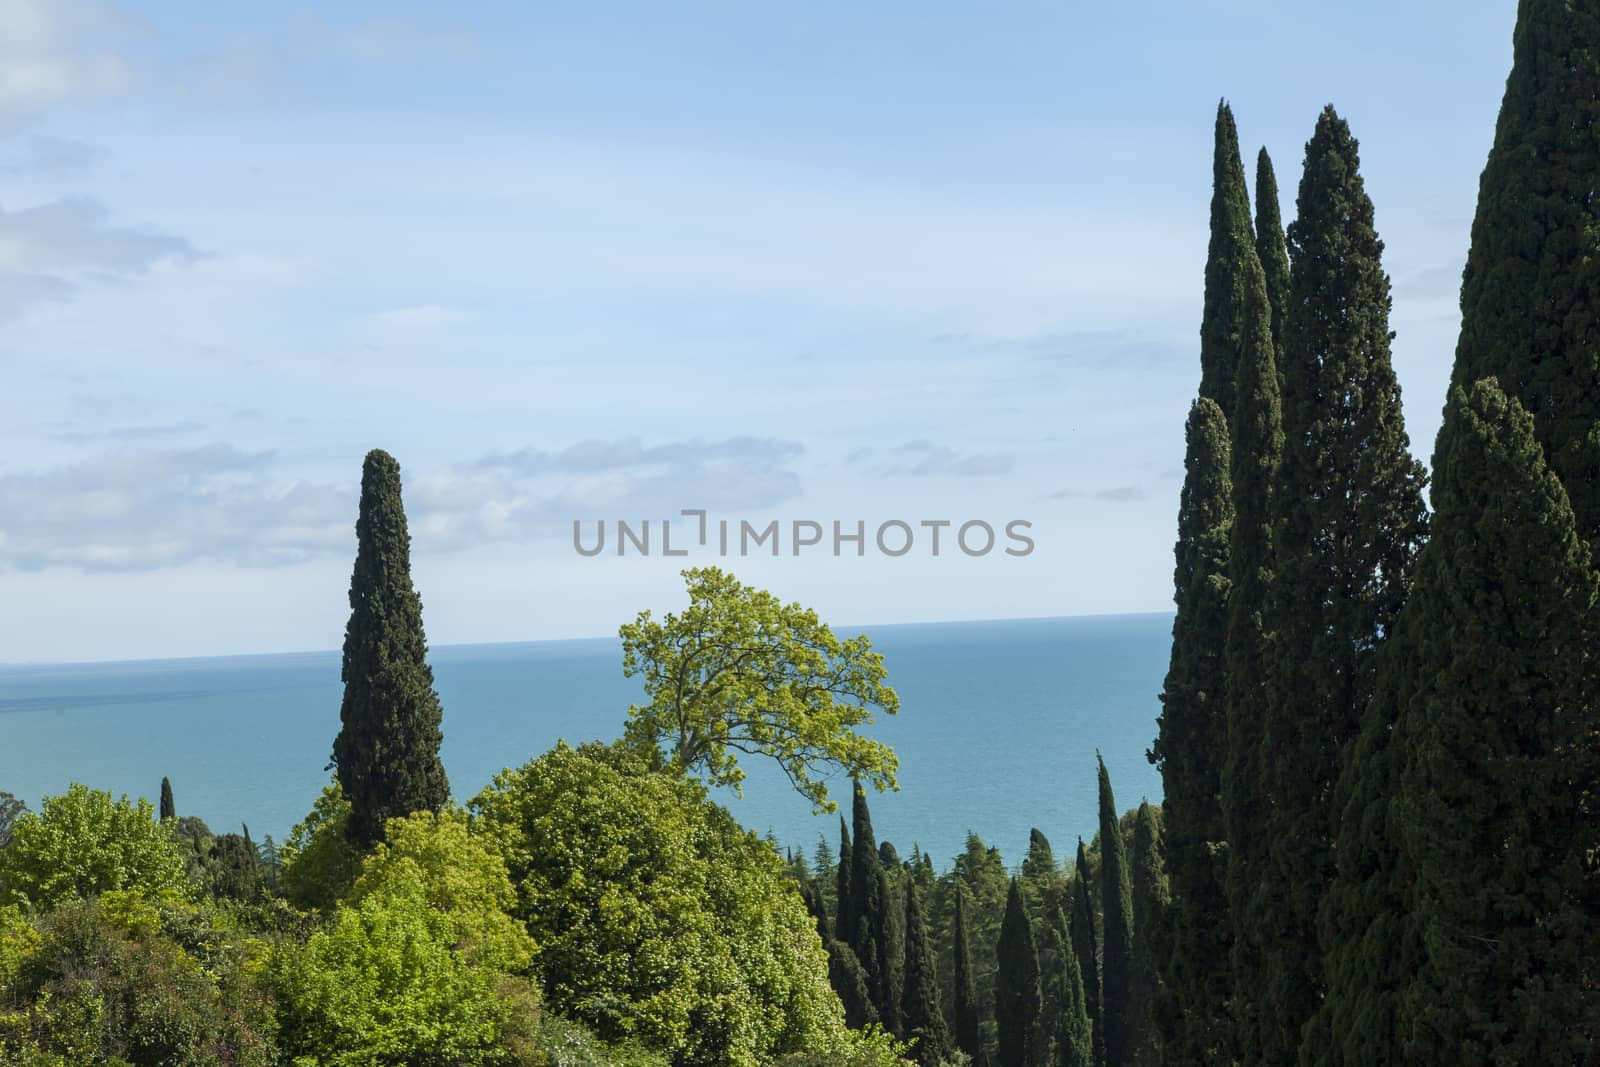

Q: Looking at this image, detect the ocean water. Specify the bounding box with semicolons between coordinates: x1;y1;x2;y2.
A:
0;613;1170;869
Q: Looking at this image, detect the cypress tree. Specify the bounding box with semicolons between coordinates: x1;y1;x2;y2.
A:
1150;396;1233;1065
807;880;880;1030
847;781;902;1034
903;879;952;1067
1053;904;1094;1067
1450;0;1600;549
1197;100;1258;421
837;815;854;944
1257;106;1428;1063
1389;380;1597;1061
1097;755;1136;1067
1254;147;1291;362
953;882;989;1067
1128;802;1168;1067
159;776;175;822
331;449;450;849
995;878;1043;1067
1217;140;1283;1065
1069;840;1103;1064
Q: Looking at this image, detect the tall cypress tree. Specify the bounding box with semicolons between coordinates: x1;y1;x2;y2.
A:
331;449;450;848
996;878;1043;1067
159;777;175;822
903;879;952;1067
1258;107;1428;1063
1388;380;1597;1061
954;882;990;1067
1128;802;1168;1067
1097;755;1136;1067
1069;840;1103;1064
1053;904;1094;1067
1254;147;1291;362
847;781;902;1034
837;815;854;944
1197;100;1258;422
1450;0;1600;549
1150;396;1233;1065
808;879;879;1030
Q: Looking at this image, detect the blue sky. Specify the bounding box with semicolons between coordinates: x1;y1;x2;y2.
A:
0;0;1517;662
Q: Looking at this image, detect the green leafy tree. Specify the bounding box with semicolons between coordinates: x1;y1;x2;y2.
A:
1096;757;1135;1067
331;448;450;849
279;779;362;912
994;878;1042;1067
901;879;951;1066
1259;105;1428;1063
158;777;174;822
0;785;186;908
620;567;899;813
1067;841;1102;1064
1385;381;1597;1062
1150;397;1233;1065
1449;0;1600;548
1254;146;1291;362
471;741;885;1067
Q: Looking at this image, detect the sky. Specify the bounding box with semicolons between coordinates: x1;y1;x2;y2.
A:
0;0;1519;663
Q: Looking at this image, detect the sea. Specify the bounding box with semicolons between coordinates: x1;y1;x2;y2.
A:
0;613;1170;870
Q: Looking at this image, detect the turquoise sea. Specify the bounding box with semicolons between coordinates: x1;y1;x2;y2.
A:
0;613;1169;868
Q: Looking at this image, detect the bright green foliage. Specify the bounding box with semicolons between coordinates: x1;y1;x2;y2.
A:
845;782;903;1035
1197;101;1258;421
1127;803;1167;1067
1259;106;1428;1063
1254;147;1291;361
1450;0;1600;548
275;868;540;1067
470;742;873;1067
901;880;951;1067
331;448;450;850
952;884;986;1067
994;879;1041;1067
347;808;536;975
1067;842;1102;1065
0;785;186;909
1096;757;1135;1067
159;777;175;822
1051;905;1093;1067
1217;134;1284;1064
620;567;900;814
1386;381;1597;1062
1151;397;1233;1066
0;891;277;1066
279;780;362;912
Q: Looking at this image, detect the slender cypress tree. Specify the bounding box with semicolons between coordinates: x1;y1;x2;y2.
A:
808;879;879;1030
1256;107;1429;1063
847;781;902;1034
1053;903;1094;1067
996;878;1043;1067
1069;840;1103;1064
1128;802;1168;1067
837;815;854;944
903;879;952;1066
1450;0;1600;549
1197;101;1258;422
1150;396;1233;1065
954;882;989;1067
159;777;175;822
1097;755;1136;1067
1388;380;1597;1061
331;449;450;849
1254;147;1291;363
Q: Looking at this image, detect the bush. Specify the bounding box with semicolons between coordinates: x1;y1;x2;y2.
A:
278;780;361;912
0;785;187;909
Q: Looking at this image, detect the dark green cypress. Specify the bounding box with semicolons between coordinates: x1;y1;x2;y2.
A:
807;879;880;1030
1254;147;1291;362
1053;903;1094;1067
847;781;902;1034
954;882;989;1066
1450;0;1600;549
1257;107;1429;1063
331;449;450;849
837;815;854;944
1128;802;1167;1067
159;776;175;822
1097;756;1136;1067
1069;840;1103;1064
1389;380;1597;1062
1197;101;1258;422
903;879;952;1066
1150;396;1233;1065
996;878;1043;1067
1217;131;1284;1066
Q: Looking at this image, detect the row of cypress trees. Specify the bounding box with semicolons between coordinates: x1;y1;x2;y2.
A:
1154;1;1599;1062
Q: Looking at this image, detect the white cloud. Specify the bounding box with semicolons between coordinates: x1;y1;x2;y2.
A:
0;0;130;126
848;441;1015;478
